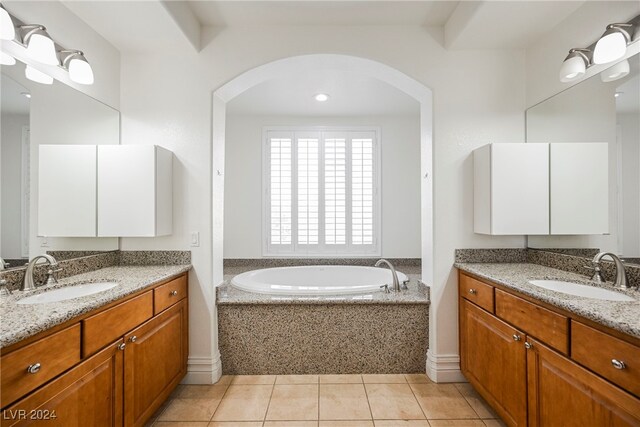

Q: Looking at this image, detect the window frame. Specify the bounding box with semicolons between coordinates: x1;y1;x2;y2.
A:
262;126;381;257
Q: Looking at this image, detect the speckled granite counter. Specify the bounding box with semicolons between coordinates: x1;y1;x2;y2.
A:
0;265;191;349
455;262;640;339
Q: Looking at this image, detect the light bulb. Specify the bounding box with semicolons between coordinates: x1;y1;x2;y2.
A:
315;93;329;102
0;50;16;65
0;6;15;41
68;56;94;85
593;29;628;64
559;56;586;82
25;28;58;65
25;65;53;85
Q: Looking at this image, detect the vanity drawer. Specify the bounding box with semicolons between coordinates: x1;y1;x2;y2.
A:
154;274;187;314
82;291;153;357
495;289;569;354
459;273;494;313
571;321;640;397
1;324;81;408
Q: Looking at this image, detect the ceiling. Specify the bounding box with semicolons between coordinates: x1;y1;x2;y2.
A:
226;69;420;116
59;0;596;53
1;75;30;115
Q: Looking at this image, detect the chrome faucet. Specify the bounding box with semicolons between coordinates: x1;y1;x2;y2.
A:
375;259;402;292
21;254;59;291
592;252;630;290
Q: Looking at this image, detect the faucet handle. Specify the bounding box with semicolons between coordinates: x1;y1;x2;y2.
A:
401;279;409;290
0;279;11;296
45;267;63;285
584;264;605;283
380;284;390;294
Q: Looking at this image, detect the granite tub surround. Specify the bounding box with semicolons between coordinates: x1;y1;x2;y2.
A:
224;258;422;275
454;262;640;339
218;302;429;375
0;264;191;348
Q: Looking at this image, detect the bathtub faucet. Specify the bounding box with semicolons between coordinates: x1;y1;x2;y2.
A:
375;259;401;292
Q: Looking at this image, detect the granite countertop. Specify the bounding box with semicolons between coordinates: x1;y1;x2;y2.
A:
455;262;640;339
0;265;191;349
217;273;430;305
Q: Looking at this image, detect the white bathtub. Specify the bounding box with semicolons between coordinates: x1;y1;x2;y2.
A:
231;265;409;295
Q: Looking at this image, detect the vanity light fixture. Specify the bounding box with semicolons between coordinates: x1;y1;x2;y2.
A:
601;59;630;82
59;50;94;85
559;48;591;82
0;4;15;40
0;50;15;65
20;25;58;65
315;93;330;102
593;23;635;64
25;64;53;85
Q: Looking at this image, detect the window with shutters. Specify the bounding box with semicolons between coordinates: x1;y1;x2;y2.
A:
263;128;380;256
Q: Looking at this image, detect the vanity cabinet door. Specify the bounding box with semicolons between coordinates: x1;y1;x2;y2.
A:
123;300;187;427
1;340;124;427
526;337;640;427
460;299;527;426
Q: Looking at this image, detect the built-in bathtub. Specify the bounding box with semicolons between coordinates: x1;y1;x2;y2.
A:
231;265;409;295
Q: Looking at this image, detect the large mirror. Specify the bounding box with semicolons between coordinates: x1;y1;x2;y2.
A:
527;52;640;265
1;62;120;270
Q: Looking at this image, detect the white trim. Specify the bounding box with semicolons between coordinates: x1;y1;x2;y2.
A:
182;354;223;384
21;126;30;258
426;350;466;383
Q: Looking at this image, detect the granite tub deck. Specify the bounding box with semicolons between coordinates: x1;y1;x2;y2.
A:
217;273;429;375
0;264;191;348
455;262;640;339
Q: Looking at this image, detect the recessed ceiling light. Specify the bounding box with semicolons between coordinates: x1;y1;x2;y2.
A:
314;93;329;102
21;92;31;98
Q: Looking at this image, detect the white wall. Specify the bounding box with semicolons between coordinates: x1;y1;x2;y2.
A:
0;113;28;259
119;24;526;382
618;112;640;257
224;114;421;259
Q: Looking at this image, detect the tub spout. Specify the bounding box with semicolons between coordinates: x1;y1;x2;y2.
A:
375;259;401;292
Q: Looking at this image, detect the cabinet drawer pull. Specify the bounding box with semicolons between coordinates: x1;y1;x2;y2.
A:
524;342;533;349
118;343;126;351
468;289;477;295
611;359;626;370
129;335;137;343
512;334;522;341
170;290;178;296
26;363;41;374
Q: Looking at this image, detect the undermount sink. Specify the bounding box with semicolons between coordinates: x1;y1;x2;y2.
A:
528;280;635;302
17;282;119;305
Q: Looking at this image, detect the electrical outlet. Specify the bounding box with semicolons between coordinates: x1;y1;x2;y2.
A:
190;232;200;247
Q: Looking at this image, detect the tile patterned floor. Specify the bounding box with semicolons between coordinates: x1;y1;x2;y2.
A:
147;374;506;427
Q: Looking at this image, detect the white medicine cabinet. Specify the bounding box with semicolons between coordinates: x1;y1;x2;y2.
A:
38;145;173;237
474;142;608;236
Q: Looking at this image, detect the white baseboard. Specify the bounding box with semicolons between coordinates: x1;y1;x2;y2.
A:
182;353;223;384
426;349;466;383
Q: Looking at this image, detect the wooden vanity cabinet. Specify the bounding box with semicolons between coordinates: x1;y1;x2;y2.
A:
458;271;640;427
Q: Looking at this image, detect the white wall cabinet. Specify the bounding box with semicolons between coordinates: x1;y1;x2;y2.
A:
474;142;608;236
474;143;550;235
38;145;97;237
97;145;172;237
38;145;172;238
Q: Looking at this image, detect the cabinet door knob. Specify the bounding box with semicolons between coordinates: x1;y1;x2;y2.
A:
118;343;126;351
170;290;178;296
26;363;41;374
611;359;626;370
524;342;533;349
512;334;522;341
468;289;477;295
129;336;137;343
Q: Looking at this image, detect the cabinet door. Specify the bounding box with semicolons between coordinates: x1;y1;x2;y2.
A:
460;299;527;426
38;145;97;236
1;340;123;427
526;337;640;427
124;300;187;427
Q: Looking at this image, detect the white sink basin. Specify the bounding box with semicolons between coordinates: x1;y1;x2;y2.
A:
17;282;119;305
528;280;635;302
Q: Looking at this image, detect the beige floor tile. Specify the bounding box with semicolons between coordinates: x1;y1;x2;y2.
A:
482;420;507;427
159;399;221;421
209;423;263;427
374;421;430;427
211;385;273;421
409;384;477;420
454;384;498;419
174;384;229;399
215;375;235;385
319;422;374;427
404;374;432;384
319;375;363;384
276;375;320;384
154;423;209;427
264;422;318;427
364;384;425;420
319;384;372;420
428;421;486;427
266;384;319;421
231;375;277;385
362;374;407;384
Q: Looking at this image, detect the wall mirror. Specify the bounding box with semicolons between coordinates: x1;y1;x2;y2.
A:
1;61;120;271
526;52;640;266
